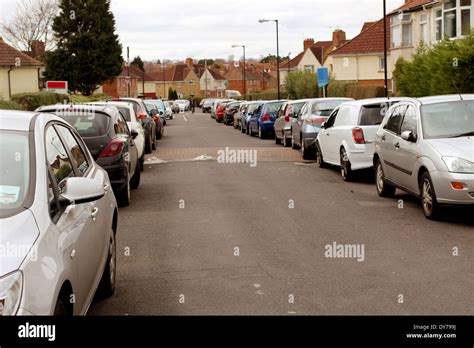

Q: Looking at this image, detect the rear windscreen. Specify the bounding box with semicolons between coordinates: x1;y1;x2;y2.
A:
266;102;284;113
359;104;390;126
59;113;110;137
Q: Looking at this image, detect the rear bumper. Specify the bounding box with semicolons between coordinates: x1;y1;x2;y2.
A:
430;171;474;205
347;144;375;171
260;123;275;132
101;163;127;192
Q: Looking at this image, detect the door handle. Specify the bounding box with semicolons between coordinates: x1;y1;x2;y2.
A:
103;183;110;191
91;207;99;221
395;142;400;149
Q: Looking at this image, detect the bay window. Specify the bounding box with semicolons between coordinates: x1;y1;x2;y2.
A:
437;0;472;40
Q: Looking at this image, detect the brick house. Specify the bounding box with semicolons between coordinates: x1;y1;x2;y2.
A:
200;68;228;98
102;65;139;98
223;66;263;96
0;37;44;100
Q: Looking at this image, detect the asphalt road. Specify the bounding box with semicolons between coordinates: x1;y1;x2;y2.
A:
89;110;474;315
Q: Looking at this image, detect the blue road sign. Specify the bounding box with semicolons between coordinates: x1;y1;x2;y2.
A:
317;67;329;88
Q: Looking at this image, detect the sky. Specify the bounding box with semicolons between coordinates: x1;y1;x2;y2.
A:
0;0;404;61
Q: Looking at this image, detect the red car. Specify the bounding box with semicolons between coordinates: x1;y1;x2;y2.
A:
215;101;232;123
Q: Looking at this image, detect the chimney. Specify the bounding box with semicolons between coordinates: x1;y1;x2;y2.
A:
31;40;45;60
332;29;346;47
185;57;194;68
303;38;314;51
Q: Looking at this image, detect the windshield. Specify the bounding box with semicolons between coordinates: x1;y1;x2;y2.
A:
421;100;474;139
265;102;284;113
0;131;30;213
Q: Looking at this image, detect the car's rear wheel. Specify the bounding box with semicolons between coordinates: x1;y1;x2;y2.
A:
291;135;297;149
116;172;130;207
145;134;152;154
284;133;291;147
97;231;116;298
275;131;282;145
241;124;245;133
258;126;265;139
375;159;396;197
139;154;145;172
340;148;354;181
420;172;441;220
130;162;141;189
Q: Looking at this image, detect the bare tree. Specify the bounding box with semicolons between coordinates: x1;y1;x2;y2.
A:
1;0;58;53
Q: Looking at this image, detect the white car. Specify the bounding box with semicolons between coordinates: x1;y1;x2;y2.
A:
91;101;146;171
175;99;190;112
163;101;173;120
0;110;117;315
316;98;407;181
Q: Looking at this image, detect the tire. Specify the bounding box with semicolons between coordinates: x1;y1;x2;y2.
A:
96;231;116;299
139;154;145;172
284;134;291;147
315;142;328;168
291;135;298;149
275;131;282;145
54;298;70;316
340;148;354;181
145;134;152;154
420;172;441;220
375;159;396;197
116;171;130;207
152;134;157;150
301;139;315;160
241;124;245;133
130;162;141;189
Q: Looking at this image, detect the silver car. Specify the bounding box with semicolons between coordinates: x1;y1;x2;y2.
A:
291;98;353;159
374;95;474;219
0;110;118;315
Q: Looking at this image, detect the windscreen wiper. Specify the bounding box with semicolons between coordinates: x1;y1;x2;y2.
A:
450;131;474;138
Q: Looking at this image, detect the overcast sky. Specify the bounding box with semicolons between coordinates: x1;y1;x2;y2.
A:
0;0;403;61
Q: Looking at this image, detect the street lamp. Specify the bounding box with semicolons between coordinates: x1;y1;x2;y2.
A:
259;18;280;100
383;0;389;98
232;44;246;99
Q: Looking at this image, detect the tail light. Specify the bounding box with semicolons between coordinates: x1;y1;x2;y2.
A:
304;117;326;124
99;139;124;158
261;114;271;121
284;115;290;122
352;127;365;144
137;113;147;120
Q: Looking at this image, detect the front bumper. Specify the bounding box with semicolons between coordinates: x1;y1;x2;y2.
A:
430;171;474;205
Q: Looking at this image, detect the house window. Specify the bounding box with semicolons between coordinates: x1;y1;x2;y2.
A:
436;10;443;41
391;13;412;47
444;0;457;38
379;57;385;71
420;13;429;42
461;0;471;35
441;0;472;39
304;65;314;72
189;79;195;85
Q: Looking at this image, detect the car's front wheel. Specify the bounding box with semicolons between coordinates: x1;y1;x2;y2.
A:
375;159;396;197
420;172;441;220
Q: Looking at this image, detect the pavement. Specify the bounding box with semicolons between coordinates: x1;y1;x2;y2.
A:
88;110;474;315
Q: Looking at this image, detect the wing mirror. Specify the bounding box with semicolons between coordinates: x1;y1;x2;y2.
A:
401;131;417;142
59;177;105;208
150;109;158;116
320;122;327;129
130;129;139;139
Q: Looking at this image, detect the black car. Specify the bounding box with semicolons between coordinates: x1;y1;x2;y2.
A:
38;104;140;207
117;98;157;154
223;102;241;126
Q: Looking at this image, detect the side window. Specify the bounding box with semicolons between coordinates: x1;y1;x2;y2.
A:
325;109;339;128
299;104;308;118
400;105;418;135
385;105;407;134
334;106;352;126
114;116;128;135
55;125;90;175
45;126;74;192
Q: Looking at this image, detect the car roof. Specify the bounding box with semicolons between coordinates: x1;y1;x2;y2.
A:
0;110;63;131
90;101;134;108
340;97;407;107
38;104;120;120
416;94;474;105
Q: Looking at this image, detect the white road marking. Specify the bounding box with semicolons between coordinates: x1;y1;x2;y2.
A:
253;284;261;288
183;115;188;122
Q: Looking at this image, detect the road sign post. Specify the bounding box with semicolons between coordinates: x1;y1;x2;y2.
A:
317;67;329;98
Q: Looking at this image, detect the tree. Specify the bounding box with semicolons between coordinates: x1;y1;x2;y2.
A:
198;59;215;66
168;87;178;100
393;33;474;97
285;70;319;99
260;54;280;63
44;0;123;96
0;0;58;53
131;56;145;71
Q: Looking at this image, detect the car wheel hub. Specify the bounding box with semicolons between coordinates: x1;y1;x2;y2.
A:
422;179;433;214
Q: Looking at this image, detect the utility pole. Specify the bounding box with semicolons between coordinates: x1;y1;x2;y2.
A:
259;19;280;99
205;59;208;98
127;46;130;97
383;0;389;98
163;61;166;99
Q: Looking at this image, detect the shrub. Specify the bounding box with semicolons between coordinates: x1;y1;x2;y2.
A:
0;99;25;110
346;85;386;99
248;89;288;101
285;71;319;99
68;93;112;103
327;80;357;97
11;92;68;111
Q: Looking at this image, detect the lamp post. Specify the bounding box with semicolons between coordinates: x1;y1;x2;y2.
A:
232;45;246;98
259;18;280;100
162;61;166;99
383;0;389;98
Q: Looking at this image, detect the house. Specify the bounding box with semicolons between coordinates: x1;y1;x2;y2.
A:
150;58;204;99
102;65;139;98
125;65;158;99
280;30;349;85
329;19;392;88
200;68;228;98
388;0;473;91
0;37;44;100
223;66;263;96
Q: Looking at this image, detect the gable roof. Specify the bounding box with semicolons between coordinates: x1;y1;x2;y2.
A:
388;0;434;15
126;65;156;81
0;37;44;67
280;39;346;69
208;68;226;81
223;67;262;81
330;19;389;56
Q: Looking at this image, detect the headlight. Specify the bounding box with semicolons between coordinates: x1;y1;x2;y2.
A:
442;157;474;174
0;271;23;316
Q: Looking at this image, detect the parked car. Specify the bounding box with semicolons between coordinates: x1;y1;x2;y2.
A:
116;98;156;154
0;110;117;315
316;98;406;180
291;98;353;159
373;95;474;219
233;102;247;130
146;99;167;125
169;101;180;114
274;99;309;147
91;101;146;172
248;100;287;139
210;99;223;119
224;101;242;126
175;100;189;112
202;99;216;113
163;101;174;119
215;100;234;123
241;102;262;134
144;101;165;139
38;104;140;207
